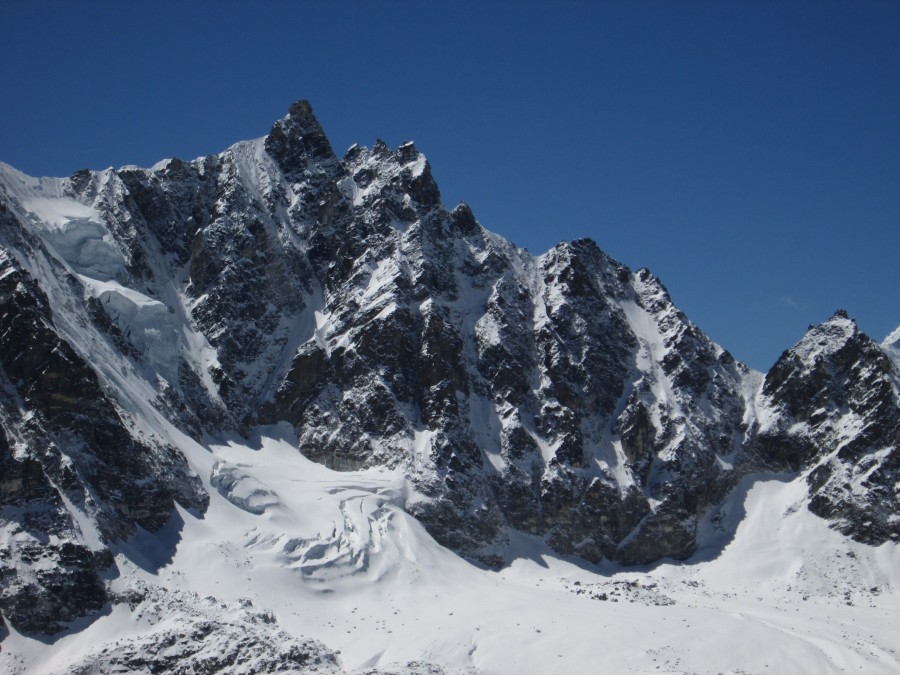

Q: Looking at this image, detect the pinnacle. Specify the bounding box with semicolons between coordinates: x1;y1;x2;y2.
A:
287;99;314;119
831;308;851;321
264;99;337;178
276;99;325;138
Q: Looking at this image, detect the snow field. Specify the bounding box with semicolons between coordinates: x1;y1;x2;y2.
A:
4;428;898;674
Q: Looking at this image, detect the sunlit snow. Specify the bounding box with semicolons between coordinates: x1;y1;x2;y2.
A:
3;424;898;673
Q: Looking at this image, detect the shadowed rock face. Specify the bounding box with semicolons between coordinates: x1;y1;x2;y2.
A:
0;420;108;634
0;101;897;634
265;99;338;181
0;248;207;633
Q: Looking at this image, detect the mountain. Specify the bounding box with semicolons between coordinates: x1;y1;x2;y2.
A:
0;101;898;672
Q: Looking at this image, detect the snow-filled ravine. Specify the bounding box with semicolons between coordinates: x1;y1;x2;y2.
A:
2;426;898;674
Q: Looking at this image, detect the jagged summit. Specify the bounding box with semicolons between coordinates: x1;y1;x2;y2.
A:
756;311;899;543
264;99;338;179
782;309;858;367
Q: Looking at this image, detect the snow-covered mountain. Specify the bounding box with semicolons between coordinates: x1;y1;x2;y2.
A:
1;101;898;672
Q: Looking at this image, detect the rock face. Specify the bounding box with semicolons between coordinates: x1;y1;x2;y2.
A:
752;311;900;544
0;245;206;634
0;100;897;636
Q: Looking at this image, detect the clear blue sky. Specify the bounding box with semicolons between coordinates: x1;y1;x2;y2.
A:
1;1;898;371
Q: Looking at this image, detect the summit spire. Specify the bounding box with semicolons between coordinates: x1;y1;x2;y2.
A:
264;99;337;179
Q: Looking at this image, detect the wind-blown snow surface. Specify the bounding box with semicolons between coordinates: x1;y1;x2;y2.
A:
3;427;898;674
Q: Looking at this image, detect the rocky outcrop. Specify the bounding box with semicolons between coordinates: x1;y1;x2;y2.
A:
67;584;340;674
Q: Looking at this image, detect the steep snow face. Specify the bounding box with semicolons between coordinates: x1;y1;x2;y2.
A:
0;163;126;280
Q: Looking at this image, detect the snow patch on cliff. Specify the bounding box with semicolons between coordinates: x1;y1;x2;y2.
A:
883;325;900;367
0;163;125;280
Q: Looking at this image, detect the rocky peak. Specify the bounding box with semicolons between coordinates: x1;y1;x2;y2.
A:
755;312;899;544
763;310;870;403
792;309;857;361
450;202;479;235
264;99;337;180
334;138;442;232
396;140;417;164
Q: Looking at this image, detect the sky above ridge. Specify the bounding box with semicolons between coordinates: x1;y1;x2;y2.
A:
1;1;898;371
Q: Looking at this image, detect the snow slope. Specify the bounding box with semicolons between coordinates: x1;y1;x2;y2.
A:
3;426;897;674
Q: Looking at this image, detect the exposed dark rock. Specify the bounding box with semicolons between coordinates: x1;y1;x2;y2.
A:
264;99;338;181
67;584;340;674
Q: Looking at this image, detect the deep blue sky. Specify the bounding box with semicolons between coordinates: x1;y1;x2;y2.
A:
1;1;898;371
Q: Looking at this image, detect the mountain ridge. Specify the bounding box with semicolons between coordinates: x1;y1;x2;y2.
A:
0;102;897;662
